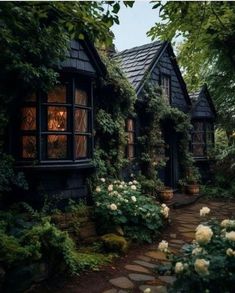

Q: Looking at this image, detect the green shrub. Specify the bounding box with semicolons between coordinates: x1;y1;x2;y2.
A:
93;178;168;243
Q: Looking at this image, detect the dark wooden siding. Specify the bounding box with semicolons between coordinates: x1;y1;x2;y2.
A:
150;49;189;113
191;94;216;119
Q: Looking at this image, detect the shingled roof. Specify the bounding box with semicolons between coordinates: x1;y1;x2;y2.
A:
113;41;166;93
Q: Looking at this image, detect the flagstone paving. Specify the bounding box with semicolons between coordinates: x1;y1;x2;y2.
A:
31;199;235;293
102;200;235;293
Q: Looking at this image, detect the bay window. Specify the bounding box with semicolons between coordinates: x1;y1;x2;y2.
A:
18;77;93;164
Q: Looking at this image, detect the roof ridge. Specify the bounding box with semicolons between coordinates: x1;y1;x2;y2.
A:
115;40;163;56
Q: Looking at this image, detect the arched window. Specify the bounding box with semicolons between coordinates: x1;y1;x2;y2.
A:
17;76;93;165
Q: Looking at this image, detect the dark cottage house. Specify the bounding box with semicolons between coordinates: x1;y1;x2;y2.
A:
114;41;192;189
7;39;106;202
190;84;217;181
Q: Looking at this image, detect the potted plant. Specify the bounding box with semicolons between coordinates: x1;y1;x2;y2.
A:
185;167;201;195
156;179;174;202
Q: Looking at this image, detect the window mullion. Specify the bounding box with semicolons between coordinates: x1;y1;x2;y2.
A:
72;78;76;162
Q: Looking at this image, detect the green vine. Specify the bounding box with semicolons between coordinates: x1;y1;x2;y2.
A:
137;83;195;194
92;53;137;178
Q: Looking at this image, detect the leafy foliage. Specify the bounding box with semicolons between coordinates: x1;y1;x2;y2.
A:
0;153;28;192
93;53;137;178
93;178;168;243
148;1;235;138
137;84;195;193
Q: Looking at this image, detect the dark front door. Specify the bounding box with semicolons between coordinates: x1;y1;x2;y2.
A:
162;121;179;189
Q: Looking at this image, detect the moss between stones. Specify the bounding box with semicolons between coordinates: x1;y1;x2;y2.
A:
100;233;129;253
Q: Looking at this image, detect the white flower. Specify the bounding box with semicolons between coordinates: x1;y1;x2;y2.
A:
108;184;113;192
133;180;138;184
195;225;213;245
175;262;184;274
226;248;235;257
131;196;137;202
118;185;124;189
144;289;151;293
96;202;100;207
200;207;210;217
158;240;168;252
194;259;210;276
100;178;105;183
192;247;203;255
121;181;125;185
95;186;101;193
130;185;137;190
221;219;230;228
110;203;117;211
226;231;235;242
221;219;235;228
161;205;170;218
128;181;133;185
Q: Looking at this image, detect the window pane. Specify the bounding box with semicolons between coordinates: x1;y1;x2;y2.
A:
127;119;134;131
194;122;203;131
127;145;134;159
22;136;36;158
21;107;36;130
48;85;66;103
47;135;67;159
75;89;88;105
193;132;204;144
161;75;170;98
75;109;88;132
128;132;134;144
75;135;87;158
48;107;67;131
192;144;205;157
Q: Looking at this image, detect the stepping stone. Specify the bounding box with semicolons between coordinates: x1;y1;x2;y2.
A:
125;264;151;274
159;276;176;285
170;239;185;244
170;233;176;238
139;285;168;293
109;277;134;289
134;260;156;269
118;290;128;293
145;251;167;261
128;273;155;282
103;289;117;293
138;255;152;262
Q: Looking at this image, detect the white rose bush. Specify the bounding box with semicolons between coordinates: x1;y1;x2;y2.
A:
157;208;235;292
94;179;169;243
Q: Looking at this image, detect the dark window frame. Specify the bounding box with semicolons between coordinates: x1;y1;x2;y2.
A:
126;118;136;160
17;75;94;165
191;119;214;158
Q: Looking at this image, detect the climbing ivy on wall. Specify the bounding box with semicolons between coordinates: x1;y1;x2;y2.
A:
137;83;194;194
93;53;137;178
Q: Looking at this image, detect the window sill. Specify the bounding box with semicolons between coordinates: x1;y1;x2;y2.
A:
15;161;94;171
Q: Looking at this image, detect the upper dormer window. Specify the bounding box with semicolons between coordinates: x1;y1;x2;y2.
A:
161;74;170;103
17;77;93;164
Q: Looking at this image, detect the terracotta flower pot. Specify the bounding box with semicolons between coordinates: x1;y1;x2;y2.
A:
159;188;173;202
186;184;200;195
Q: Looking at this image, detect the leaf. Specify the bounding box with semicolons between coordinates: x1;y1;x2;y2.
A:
123;1;135;8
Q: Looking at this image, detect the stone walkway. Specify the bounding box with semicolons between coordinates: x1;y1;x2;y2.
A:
102;200;235;293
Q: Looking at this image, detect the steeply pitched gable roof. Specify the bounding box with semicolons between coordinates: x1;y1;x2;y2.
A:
113;41;191;105
113;41;165;92
190;84;216;119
